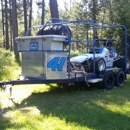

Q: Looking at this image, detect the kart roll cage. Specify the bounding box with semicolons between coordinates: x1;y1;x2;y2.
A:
30;18;128;73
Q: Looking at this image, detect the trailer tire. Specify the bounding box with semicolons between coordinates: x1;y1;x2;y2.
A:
115;70;125;87
103;71;115;90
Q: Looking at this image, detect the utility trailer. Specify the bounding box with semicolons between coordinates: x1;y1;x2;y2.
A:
0;18;130;95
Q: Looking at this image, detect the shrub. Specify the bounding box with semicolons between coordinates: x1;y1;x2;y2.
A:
0;48;20;80
0;36;5;48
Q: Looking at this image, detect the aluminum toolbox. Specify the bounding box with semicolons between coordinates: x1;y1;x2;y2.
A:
15;35;67;79
16;35;66;51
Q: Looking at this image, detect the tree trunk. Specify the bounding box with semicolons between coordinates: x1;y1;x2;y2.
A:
41;0;45;25
9;0;13;51
23;0;27;35
109;1;113;23
29;0;32;28
1;0;5;47
12;0;18;56
49;0;59;22
92;0;97;20
29;0;32;35
5;0;9;50
1;0;4;36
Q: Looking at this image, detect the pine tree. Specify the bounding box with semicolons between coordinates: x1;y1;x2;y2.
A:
49;0;59;22
12;0;18;56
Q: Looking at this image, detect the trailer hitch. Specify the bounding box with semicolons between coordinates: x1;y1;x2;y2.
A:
0;83;13;99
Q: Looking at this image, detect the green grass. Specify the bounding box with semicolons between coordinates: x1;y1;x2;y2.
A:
0;49;21;81
0;78;130;130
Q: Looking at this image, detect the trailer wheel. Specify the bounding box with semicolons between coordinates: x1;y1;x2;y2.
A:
103;71;115;90
115;70;125;87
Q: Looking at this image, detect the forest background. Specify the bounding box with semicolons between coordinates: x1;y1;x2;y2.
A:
0;0;130;58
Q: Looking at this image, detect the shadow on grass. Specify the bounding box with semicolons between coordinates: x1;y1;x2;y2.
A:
20;85;130;130
0;107;14;129
50;81;103;93
1;82;130;130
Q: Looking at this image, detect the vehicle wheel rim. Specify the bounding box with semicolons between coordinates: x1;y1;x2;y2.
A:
126;59;130;69
118;73;124;84
107;74;113;85
98;60;105;71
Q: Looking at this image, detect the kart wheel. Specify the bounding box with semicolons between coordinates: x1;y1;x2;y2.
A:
115;70;125;87
92;58;106;73
97;58;106;72
113;56;130;72
103;71;115;90
126;59;130;73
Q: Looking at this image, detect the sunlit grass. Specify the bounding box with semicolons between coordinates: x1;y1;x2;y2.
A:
0;78;130;130
0;49;21;81
3;107;92;130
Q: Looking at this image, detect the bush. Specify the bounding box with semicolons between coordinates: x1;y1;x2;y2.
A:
0;36;5;48
0;48;20;80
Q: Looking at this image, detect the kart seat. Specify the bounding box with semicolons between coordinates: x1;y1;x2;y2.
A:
104;41;112;50
89;46;103;54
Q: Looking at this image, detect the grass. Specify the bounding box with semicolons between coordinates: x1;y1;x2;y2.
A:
0;49;21;81
0;78;130;130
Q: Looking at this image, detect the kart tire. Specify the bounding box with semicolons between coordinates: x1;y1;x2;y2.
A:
114;56;130;70
37;25;71;44
92;58;106;74
103;71;115;90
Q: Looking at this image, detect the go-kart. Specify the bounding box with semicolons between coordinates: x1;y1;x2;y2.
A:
70;39;124;74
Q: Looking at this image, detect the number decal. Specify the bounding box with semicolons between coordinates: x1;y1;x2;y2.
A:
47;57;66;71
58;57;66;71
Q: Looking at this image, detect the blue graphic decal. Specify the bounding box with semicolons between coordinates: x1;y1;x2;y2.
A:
30;42;38;51
47;57;66;71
